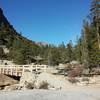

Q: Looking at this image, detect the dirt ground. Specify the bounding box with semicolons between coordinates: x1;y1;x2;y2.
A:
0;84;100;100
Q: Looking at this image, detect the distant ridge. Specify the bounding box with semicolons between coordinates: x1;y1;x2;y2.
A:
0;8;9;25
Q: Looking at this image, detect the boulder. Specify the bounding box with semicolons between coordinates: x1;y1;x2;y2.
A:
19;72;36;89
89;76;96;84
0;87;2;90
4;84;21;91
77;81;88;86
35;72;68;90
0;74;18;87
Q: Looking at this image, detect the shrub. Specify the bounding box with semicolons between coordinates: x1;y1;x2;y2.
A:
68;66;83;77
67;66;83;83
24;81;35;89
39;81;49;89
68;77;79;83
68;70;78;78
82;77;89;82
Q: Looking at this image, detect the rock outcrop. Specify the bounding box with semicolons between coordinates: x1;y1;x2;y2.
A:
19;72;36;89
19;72;69;90
0;74;18;89
35;72;68;90
4;84;21;91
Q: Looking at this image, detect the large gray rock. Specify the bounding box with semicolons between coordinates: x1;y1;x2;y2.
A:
35;72;68;90
19;72;36;89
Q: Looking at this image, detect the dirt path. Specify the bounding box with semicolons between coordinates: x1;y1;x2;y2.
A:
0;87;100;100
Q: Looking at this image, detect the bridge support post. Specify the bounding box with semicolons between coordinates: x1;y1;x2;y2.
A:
36;65;38;72
10;68;13;75
6;68;8;74
15;67;18;76
0;67;1;74
22;66;25;76
2;68;4;74
30;66;33;73
44;65;47;72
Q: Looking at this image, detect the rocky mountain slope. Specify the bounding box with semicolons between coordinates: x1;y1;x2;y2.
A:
0;8;36;46
0;8;48;64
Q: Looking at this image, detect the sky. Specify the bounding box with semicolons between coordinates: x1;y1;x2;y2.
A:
0;0;90;45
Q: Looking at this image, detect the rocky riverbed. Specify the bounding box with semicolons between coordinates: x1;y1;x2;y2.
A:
0;72;100;100
0;72;100;90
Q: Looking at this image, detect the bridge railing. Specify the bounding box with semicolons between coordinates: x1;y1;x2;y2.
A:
0;64;48;76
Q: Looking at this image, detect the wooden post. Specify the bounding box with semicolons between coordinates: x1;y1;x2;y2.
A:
44;65;47;72
15;66;18;76
0;66;1;74
22;65;25;76
10;67;13;75
2;67;4;74
30;65;33;73
7;67;9;74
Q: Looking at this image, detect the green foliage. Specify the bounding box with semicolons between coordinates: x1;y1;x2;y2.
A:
47;45;60;66
13;48;26;65
75;0;100;69
58;42;67;63
74;38;82;63
0;47;5;59
66;41;74;62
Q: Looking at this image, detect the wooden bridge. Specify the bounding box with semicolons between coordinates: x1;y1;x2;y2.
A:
0;65;47;77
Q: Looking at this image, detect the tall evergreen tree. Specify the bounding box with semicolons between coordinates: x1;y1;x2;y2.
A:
90;0;100;49
74;37;82;64
81;21;90;68
90;0;100;66
0;47;5;59
58;42;67;63
66;41;73;62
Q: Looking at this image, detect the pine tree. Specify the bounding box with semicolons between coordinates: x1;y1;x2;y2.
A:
0;47;5;59
90;0;100;67
66;41;73;62
90;0;100;49
74;37;82;64
58;42;67;63
81;21;90;68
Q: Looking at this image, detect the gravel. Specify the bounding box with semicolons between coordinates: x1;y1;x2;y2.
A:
0;88;100;100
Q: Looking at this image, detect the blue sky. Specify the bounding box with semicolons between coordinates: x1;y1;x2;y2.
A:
0;0;90;45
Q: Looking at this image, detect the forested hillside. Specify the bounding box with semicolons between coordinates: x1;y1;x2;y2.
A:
0;8;76;65
0;8;47;64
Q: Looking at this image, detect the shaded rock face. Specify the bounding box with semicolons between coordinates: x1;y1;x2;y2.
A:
0;8;9;25
19;72;68;90
0;74;18;88
0;8;3;14
0;8;3;21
